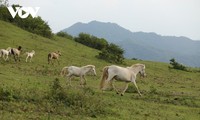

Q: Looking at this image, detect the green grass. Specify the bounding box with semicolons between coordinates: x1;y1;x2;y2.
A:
0;20;200;120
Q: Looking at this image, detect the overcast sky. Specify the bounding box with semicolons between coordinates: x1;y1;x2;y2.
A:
9;0;200;40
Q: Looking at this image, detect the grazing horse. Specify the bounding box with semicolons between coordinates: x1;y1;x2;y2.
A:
48;51;61;65
0;47;12;61
25;50;35;62
100;63;146;96
11;46;22;62
61;65;97;86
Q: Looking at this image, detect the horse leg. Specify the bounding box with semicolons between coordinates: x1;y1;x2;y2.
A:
51;59;54;65
66;74;72;86
26;56;28;62
5;55;9;61
13;55;17;62
110;81;120;94
3;54;6;61
83;76;87;85
132;80;142;96
30;57;33;62
80;76;84;87
18;55;20;62
120;83;129;96
102;74;116;91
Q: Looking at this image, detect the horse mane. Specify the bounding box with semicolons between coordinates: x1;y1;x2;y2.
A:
6;47;11;50
84;65;95;68
131;63;145;68
55;51;60;54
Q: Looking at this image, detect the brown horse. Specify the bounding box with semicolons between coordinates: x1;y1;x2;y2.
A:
48;51;61;65
11;46;22;62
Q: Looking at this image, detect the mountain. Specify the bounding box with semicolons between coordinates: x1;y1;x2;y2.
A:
62;21;200;67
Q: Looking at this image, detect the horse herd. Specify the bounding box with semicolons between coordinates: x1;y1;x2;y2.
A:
0;46;147;96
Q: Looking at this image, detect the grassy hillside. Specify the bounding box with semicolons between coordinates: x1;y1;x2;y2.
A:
0;20;200;120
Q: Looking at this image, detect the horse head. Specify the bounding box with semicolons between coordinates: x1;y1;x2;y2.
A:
138;65;147;78
91;66;97;76
18;46;22;50
57;51;61;56
86;65;97;76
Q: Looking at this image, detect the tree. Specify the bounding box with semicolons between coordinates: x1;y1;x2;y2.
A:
74;33;124;63
0;4;53;38
74;33;108;50
169;58;187;71
97;43;124;64
56;32;73;40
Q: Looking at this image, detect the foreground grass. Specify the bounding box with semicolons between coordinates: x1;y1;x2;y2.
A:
0;20;200;119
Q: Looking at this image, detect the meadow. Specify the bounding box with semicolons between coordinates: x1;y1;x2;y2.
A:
0;20;200;120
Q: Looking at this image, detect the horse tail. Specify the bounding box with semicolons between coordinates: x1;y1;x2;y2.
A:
60;66;68;77
100;66;109;90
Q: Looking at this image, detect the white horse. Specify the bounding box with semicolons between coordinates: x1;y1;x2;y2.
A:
0;47;12;61
61;65;97;86
100;63;146;96
25;50;35;62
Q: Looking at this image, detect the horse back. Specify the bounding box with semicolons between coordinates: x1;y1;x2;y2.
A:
108;65;133;80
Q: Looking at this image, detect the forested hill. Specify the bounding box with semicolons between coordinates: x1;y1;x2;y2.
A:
63;21;200;67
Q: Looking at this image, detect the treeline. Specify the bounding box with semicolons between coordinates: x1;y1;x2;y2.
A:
74;33;108;50
0;4;52;38
74;33;124;64
56;31;73;40
58;32;124;63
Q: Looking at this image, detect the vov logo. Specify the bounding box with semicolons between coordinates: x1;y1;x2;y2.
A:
7;6;40;19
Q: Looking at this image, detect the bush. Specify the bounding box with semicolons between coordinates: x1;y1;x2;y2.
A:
97;43;124;64
169;58;187;71
74;33;108;50
48;78;109;117
74;33;124;63
56;31;73;40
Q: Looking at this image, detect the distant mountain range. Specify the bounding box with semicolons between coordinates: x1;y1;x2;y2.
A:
62;21;200;67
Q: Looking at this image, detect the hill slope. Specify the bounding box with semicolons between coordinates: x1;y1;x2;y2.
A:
63;21;200;67
0;20;200;119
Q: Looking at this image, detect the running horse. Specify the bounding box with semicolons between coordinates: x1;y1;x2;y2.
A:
100;63;146;96
11;46;22;62
61;65;97;86
0;47;12;61
48;51;61;65
25;50;35;62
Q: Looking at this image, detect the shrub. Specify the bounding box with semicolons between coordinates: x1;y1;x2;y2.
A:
56;31;73;40
48;78;109;117
74;33;108;50
97;43;124;64
169;58;187;71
